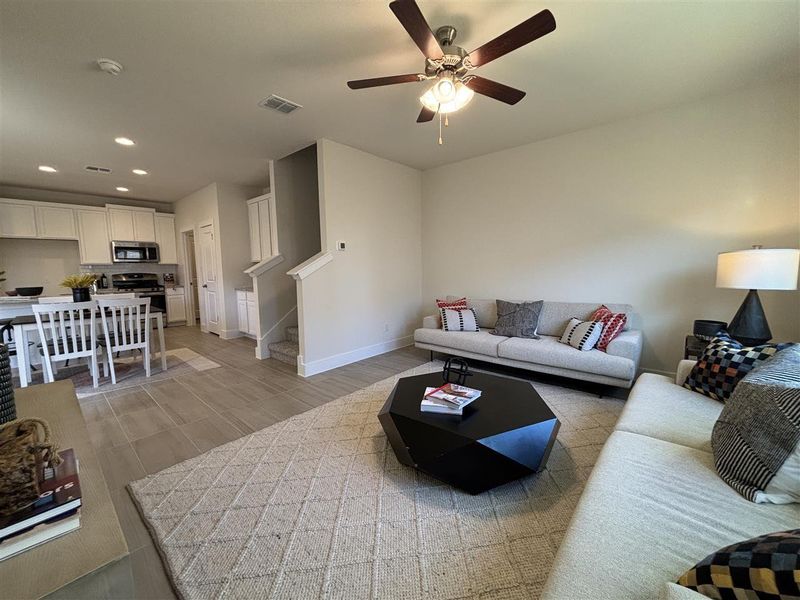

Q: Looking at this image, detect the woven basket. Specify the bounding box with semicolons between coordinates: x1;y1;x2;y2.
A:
0;344;14;424
0;418;62;517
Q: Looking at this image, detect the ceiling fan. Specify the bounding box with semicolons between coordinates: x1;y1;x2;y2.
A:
347;0;556;132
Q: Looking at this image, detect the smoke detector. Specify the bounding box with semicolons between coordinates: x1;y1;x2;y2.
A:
96;58;123;75
258;95;302;114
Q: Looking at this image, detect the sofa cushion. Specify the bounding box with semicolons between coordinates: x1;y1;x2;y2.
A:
615;373;722;452
559;318;604;351
444;298;636;335
492;299;543;339
498;335;635;381
537;302;634;337
439;308;479;332
413;328;508;357
446;296;497;329
541;431;800;600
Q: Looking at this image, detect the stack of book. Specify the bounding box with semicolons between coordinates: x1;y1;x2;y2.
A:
421;383;482;415
0;448;82;561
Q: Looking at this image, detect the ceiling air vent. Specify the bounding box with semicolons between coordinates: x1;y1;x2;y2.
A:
258;94;302;114
84;165;113;174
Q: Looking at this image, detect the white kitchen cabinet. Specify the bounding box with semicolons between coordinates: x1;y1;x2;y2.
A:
0;201;37;238
236;290;257;336
35;205;77;239
108;207;135;241
246;194;275;263
237;293;248;334
247;201;260;262
107;205;156;242
76;209;112;264
155;214;178;264
166;287;187;324
132;210;156;242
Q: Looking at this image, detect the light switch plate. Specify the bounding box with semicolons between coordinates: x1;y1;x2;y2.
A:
337;241;346;251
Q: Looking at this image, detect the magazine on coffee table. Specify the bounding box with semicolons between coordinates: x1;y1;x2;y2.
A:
420;383;481;415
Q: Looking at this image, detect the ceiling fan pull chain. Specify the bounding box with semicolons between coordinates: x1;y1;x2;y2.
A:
445;114;449;127
438;112;443;145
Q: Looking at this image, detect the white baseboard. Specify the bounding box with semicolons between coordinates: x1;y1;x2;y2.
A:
219;328;243;340
298;335;413;378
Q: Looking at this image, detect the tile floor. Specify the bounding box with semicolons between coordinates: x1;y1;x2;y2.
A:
52;325;431;599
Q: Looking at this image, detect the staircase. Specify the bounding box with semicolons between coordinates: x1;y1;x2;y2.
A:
267;326;299;367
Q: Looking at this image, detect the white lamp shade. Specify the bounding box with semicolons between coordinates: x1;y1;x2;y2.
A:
716;248;800;290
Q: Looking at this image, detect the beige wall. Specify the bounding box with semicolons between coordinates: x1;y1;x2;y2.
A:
254;145;321;355
174;181;259;337
216;182;259;337
299;139;422;374
422;80;800;373
0;238;80;295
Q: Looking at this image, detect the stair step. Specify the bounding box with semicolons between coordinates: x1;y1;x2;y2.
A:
286;326;299;344
268;340;299;366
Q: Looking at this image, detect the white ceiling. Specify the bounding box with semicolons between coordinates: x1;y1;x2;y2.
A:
1;1;797;202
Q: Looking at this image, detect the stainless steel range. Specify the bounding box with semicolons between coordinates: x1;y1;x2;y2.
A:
111;273;166;313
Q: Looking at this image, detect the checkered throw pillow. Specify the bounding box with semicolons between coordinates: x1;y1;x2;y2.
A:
683;333;791;402
677;529;800;599
590;305;627;352
440;308;479;332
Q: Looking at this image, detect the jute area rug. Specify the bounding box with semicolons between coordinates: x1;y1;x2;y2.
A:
129;362;624;600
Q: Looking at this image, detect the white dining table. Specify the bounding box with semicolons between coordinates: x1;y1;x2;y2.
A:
12;309;167;388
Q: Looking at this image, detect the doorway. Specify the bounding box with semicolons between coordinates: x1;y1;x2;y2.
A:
197;223;220;335
182;229;201;326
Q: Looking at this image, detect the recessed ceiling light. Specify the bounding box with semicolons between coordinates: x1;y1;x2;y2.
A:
114;137;135;146
38;165;58;173
132;169;148;176
116;186;129;192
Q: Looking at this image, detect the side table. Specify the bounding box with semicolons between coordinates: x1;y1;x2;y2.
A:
684;335;709;360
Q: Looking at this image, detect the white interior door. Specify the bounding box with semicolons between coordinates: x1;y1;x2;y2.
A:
198;224;220;335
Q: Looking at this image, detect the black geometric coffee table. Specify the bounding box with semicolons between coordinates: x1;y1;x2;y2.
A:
378;371;560;494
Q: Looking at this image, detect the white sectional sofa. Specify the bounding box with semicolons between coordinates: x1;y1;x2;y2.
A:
541;361;800;600
414;298;643;388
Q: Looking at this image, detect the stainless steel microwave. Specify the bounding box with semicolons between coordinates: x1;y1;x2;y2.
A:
111;241;160;263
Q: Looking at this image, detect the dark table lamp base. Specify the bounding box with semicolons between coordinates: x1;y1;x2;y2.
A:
728;289;771;347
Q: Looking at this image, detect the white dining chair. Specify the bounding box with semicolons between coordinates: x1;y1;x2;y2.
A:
32;301;101;388
96;297;151;385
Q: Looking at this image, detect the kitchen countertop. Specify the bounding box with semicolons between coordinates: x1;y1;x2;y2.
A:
0;295;46;304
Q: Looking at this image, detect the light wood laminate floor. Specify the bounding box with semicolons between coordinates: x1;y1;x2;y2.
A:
54;325;430;600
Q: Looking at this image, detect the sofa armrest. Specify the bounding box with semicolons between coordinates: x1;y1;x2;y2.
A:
675;359;696;385
605;330;642;368
422;314;440;329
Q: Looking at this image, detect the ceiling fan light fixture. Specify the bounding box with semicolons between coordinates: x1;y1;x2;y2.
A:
420;81;474;114
432;73;456;102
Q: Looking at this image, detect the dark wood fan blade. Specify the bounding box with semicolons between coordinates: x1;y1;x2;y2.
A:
389;0;443;59
417;107;436;122
468;9;556;67
347;74;422;89
465;76;526;105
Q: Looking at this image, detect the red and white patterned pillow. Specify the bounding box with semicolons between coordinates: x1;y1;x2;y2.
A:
436;297;468;310
590;305;627;352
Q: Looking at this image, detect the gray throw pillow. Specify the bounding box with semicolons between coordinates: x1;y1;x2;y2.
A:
491;300;543;338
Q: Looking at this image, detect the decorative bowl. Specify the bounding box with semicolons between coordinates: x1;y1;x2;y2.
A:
15;287;43;297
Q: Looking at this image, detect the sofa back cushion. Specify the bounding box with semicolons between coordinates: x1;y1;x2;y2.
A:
447;296;635;334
